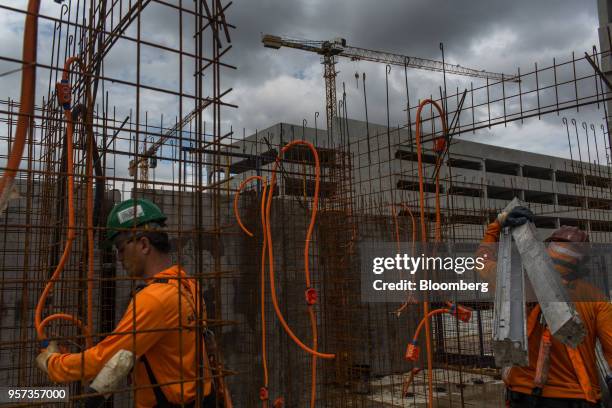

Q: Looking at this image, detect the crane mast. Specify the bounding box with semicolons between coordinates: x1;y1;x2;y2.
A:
323;53;337;142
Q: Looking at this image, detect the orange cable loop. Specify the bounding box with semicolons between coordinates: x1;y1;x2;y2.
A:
266;140;334;408
414;99;448;408
265;140;335;360
233;175;265;237
35;56;95;348
413;308;451;342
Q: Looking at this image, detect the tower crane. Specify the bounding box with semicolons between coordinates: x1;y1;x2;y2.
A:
128;107;201;188
262;34;518;136
128;88;231;185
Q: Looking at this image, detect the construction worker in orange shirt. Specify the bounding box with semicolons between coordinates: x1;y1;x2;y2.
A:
477;205;612;408
35;198;227;408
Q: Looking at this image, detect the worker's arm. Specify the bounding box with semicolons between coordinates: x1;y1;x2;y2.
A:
475;206;534;287
475;220;501;286
46;290;165;383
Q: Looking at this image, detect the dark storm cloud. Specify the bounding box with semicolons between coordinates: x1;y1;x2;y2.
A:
225;0;597;76
217;0;601;158
0;0;604;163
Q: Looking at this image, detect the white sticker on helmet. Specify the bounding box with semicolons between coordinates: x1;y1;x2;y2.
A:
116;204;145;224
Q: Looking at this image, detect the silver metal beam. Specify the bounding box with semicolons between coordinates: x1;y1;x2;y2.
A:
504;198;586;348
493;226;529;366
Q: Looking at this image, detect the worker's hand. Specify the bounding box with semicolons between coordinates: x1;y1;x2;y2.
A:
35;341;60;375
502;206;534;228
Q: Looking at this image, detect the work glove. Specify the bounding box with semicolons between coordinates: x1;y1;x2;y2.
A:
35;341;60;375
90;350;134;395
499;206;534;228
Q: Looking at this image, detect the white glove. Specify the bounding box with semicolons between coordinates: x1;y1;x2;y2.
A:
35;341;59;375
90;350;134;396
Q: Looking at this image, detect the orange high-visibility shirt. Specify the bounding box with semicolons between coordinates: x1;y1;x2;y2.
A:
476;221;612;401
47;265;212;408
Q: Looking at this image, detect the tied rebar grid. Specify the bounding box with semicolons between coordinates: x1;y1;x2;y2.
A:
0;1;237;407
2;2;612;408
227;45;612;406
324;43;612;406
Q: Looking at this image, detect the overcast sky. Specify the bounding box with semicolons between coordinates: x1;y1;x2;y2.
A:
0;0;608;170
222;0;605;160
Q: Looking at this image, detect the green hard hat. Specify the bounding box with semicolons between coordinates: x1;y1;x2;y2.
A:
104;198;167;246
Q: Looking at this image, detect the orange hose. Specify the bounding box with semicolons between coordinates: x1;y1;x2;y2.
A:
36;57;94;348
412;308;450;342
266;140;334;408
265;140;335;360
233;175;264;237
233;175;270;406
0;0;40;208
234;142;334;408
35;108;78;341
40;314;91;338
414;99;448;408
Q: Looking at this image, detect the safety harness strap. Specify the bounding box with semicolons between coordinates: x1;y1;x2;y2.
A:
527;305;597;403
136;278;195;408
141;354;192;408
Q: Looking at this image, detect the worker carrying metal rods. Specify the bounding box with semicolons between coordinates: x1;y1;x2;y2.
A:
477;205;612;408
35;198;230;408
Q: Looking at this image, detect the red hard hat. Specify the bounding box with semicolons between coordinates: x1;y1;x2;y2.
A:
545;225;589;243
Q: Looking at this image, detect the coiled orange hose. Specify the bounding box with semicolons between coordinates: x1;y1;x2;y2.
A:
0;0;40;209
414;99;447;407
35;56;94;348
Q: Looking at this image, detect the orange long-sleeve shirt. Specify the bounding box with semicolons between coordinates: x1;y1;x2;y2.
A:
47;265;212;408
477;221;612;401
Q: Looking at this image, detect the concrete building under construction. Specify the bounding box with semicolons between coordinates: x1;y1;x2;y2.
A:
228;118;612;243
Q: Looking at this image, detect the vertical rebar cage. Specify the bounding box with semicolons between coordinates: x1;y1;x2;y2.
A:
0;1;237;406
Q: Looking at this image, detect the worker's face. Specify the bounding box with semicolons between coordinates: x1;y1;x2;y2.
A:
114;234;147;277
